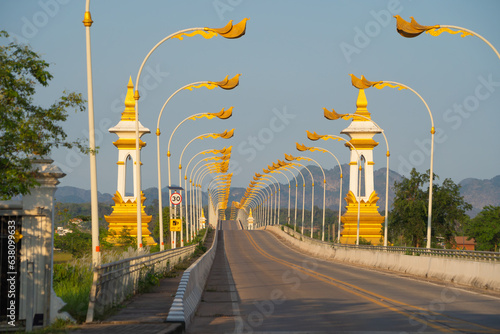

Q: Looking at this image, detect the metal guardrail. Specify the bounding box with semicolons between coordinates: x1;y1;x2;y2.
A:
166;223;219;327
86;234;207;322
281;225;500;262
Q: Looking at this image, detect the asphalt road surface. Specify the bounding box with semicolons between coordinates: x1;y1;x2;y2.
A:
188;220;500;333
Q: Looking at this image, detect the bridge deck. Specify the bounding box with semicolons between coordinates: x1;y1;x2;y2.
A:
187;220;500;333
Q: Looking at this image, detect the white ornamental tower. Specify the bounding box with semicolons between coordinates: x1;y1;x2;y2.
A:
341;89;381;201
105;78;154;245
340;89;384;245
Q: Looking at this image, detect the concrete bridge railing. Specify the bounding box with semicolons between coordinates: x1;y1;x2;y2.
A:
166;222;219;328
273;225;500;292
86;242;200;322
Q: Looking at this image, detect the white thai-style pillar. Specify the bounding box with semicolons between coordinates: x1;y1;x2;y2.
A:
247;209;254;230
105;78;155;245
340;89;384;245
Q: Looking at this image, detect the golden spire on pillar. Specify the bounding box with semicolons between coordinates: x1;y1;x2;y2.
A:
121;77;136;121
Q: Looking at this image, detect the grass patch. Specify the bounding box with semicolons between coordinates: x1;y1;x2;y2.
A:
53;251;73;264
30;318;76;333
53;262;92;323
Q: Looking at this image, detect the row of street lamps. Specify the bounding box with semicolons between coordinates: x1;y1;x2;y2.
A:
237;16;500;244
84;10;499;268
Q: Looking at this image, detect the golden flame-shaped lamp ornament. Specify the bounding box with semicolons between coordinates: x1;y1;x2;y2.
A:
323;107;351;121
278;160;288;167
219;129;235;139
210;74;241;90
210;18;249;39
394;16;472;39
394;15;439;38
349;74;381;89
220;146;232;154
306;130;323;141
350;74;406;91
296;142;309;151
210;106;233;119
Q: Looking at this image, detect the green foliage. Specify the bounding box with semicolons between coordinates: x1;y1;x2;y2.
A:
115;228;136;249
358;237;372;245
389;169;428;247
432;178;472;245
137;267;161;293
389;168;471;247
464;206;500;251
99;226;114;251
53;262;93;323
54;202;113;227
0;31;87;200
152;206;170;244
54;224;92;258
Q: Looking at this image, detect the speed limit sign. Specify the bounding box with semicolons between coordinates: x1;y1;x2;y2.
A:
170;192;182;205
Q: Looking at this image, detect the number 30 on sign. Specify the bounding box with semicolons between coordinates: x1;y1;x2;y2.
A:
170;192;182;205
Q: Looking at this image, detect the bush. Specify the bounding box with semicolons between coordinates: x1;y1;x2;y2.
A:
358;237;372;245
53;260;92;323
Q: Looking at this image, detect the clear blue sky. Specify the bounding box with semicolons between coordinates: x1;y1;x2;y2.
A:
2;0;500;195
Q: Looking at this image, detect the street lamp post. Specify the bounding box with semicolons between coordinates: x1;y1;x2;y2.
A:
156;81;236;250
263;173;281;225
296;143;344;243
350;74;434;248
285;154;326;241
156;110;231;250
307;131;363;245
276;163;298;230
176;130;232;246
269;166;292;227
280;161;314;237
82;1;100;267
285;164;306;233
133;19;248;249
184;147;231;239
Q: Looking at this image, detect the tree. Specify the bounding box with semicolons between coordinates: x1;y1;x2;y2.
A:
389;169;428;247
54;224;92;258
464;206;500;252
389;168;471;247
432;178;472;247
0;31;86;200
152;206;170;245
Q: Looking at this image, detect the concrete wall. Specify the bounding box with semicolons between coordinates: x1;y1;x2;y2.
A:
0;157;68;329
269;225;500;293
236;208;248;230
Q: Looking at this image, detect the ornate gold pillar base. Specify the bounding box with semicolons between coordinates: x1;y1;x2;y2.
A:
104;191;156;246
339;191;384;245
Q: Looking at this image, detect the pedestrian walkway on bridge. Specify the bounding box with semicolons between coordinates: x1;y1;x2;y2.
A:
69;229;215;334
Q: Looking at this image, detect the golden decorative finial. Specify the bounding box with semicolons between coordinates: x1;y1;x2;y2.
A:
83;11;93;27
121;77;136;121
354;89;371;119
248;209;253;218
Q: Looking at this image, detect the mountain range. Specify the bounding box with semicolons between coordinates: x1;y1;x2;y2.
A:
54;165;500;218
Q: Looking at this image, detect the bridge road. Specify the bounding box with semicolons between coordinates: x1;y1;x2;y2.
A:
188;220;500;333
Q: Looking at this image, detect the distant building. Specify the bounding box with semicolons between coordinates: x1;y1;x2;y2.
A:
55;226;73;236
455;236;476;251
68;218;83;226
